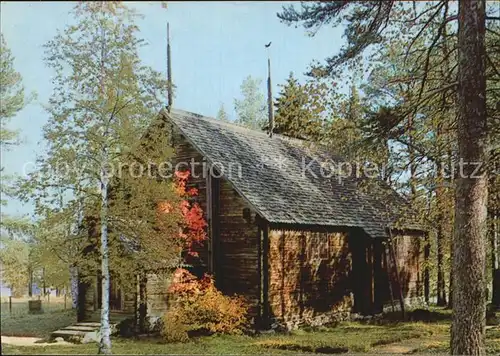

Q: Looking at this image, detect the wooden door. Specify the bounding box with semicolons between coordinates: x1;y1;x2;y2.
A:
96;275;122;311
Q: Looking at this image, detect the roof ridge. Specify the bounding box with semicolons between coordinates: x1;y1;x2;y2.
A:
167;108;337;156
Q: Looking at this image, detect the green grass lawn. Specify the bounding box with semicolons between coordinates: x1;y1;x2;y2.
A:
1;308;499;355
1;310;76;338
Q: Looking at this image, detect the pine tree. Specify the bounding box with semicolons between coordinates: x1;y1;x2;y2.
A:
216;103;229;121
325;84;366;162
279;2;492;352
274;72;327;141
452;2;488;353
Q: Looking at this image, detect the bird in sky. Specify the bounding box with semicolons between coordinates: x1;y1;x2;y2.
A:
265;42;272;48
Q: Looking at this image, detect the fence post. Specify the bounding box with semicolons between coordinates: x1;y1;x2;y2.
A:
64;293;67;310
9;296;12;314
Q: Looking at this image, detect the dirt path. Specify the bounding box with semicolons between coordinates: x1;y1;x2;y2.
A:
371;334;448;354
0;336;72;346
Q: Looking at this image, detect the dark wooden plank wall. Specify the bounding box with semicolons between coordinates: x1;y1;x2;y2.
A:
217;180;260;308
349;229;374;315
391;233;424;301
267;230;353;328
350;230;425;313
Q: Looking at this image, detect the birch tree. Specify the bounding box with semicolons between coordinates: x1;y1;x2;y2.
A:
0;33;25;148
0;33;31;205
21;2;175;353
234;76;267;130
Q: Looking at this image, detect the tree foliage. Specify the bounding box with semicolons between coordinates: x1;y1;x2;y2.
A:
274;72;328;141
234;76;267;130
0;33;25;148
216;103;229;121
278;2;497;353
17;2;183;353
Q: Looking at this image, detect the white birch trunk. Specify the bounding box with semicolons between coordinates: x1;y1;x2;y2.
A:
98;165;112;354
70;266;78;309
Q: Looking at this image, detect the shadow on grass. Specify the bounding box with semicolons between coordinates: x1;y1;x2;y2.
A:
259;341;348;354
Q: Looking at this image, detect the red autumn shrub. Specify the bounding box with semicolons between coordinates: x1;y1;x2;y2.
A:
157;170;207;258
162;269;249;342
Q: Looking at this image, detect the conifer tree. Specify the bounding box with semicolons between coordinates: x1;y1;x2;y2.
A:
274;72;327;141
279;2;492;353
216;103;229;121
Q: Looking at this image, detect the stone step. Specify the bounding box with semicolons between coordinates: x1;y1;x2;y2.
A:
62;325;98;332
52;329;87;336
50;321;120;344
74;322;101;328
51;329;87;342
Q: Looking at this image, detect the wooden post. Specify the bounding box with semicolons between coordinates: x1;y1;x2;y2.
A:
387;234;405;320
384;247;396;313
43;267;46;297
64;292;67;310
263;225;270;328
257;224;262;324
9;296;12;314
424;232;430;305
28;267;33;297
138;273;147;334
267;56;274;138
211;175;221;290
373;239;384;314
167;22;173;112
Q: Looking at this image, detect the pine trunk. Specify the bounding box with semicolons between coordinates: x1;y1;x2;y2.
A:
98;172;112;354
451;1;488;354
448;227;454;309
447;151;455;310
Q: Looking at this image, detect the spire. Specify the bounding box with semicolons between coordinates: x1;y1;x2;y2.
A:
167;22;173;113
266;42;274;137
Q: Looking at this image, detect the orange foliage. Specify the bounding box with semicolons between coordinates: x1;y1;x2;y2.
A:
168;268;212;295
157;170;207;257
163;269;249;341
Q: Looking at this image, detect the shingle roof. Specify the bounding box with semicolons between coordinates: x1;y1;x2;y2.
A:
164;108;418;238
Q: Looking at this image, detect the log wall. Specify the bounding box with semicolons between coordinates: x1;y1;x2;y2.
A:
217;180;260;311
392;233;425;302
268;230;353;329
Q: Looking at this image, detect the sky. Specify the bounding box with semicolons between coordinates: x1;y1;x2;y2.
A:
1;1;344;218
